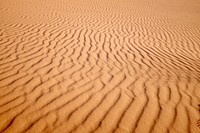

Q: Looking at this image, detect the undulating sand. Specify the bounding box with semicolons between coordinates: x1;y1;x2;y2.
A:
0;0;200;132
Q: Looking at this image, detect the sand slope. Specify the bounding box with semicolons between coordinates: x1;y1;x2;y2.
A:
0;0;200;132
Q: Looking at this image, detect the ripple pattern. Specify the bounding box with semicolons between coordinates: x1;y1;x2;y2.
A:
0;0;200;132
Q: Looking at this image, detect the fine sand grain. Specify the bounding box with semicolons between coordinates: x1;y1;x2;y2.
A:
0;0;200;132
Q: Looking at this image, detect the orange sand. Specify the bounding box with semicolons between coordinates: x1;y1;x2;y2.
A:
0;0;200;132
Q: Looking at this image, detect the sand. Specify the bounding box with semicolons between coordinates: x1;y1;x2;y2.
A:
0;0;200;132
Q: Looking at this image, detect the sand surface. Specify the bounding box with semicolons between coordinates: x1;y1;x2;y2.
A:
0;0;200;132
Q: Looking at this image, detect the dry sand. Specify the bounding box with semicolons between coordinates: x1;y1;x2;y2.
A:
0;0;200;132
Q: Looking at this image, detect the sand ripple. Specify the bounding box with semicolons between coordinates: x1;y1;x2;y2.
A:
0;0;200;132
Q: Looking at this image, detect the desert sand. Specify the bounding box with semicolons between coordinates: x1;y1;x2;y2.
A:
0;0;200;132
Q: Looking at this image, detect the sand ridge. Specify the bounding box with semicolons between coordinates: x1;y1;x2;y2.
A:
0;0;200;132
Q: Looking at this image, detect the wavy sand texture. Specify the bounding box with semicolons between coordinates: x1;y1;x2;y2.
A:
0;0;200;132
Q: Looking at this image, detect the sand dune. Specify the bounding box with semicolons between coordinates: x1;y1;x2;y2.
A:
0;0;200;132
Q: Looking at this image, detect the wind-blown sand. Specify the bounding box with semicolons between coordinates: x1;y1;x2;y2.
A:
0;0;200;132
